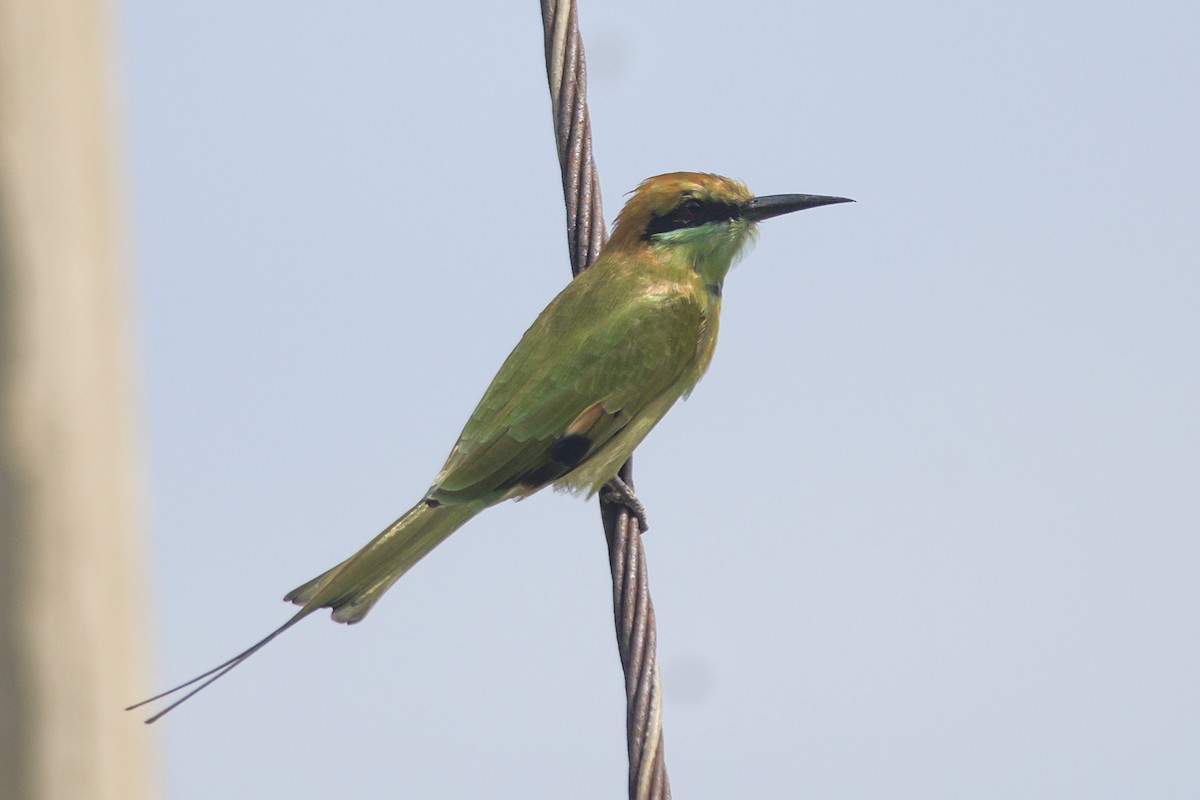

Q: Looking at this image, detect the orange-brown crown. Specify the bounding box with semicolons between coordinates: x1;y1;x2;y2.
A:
607;172;753;250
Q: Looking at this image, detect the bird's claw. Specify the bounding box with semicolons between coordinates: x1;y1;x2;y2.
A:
601;476;649;533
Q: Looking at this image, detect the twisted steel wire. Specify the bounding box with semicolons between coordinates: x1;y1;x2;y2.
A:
541;3;670;798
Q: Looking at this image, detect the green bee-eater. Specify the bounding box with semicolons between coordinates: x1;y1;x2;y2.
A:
132;172;851;721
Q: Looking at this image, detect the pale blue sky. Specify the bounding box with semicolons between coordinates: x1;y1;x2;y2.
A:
120;1;1200;797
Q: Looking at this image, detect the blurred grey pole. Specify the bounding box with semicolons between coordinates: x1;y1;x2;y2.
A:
0;1;154;798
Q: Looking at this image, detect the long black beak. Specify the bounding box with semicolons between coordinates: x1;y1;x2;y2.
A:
742;193;854;222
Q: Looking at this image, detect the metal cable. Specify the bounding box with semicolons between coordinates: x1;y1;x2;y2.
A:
540;3;671;798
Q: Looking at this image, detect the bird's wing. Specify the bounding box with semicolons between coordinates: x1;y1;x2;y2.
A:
429;277;704;504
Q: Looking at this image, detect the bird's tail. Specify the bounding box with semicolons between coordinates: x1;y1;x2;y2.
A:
128;499;478;723
284;500;477;624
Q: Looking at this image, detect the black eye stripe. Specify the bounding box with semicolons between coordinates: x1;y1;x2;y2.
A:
644;200;742;239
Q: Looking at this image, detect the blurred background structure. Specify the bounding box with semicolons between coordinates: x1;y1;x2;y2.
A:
0;0;153;797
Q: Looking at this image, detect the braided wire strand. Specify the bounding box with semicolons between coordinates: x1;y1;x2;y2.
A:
540;3;670;798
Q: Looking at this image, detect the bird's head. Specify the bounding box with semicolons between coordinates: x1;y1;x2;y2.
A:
607;172;852;288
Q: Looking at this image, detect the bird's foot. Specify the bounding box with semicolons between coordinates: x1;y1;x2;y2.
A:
601;476;649;533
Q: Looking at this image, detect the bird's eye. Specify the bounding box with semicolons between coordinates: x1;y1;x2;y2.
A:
681;199;704;219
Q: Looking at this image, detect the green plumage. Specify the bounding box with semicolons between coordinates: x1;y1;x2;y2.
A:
284;253;718;628
433;261;710;503
296;225;724;626
132;172;851;722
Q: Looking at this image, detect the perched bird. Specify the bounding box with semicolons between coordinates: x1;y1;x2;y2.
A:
131;172;851;722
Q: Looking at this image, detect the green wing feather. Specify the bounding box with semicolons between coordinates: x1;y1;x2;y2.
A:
430;266;705;504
